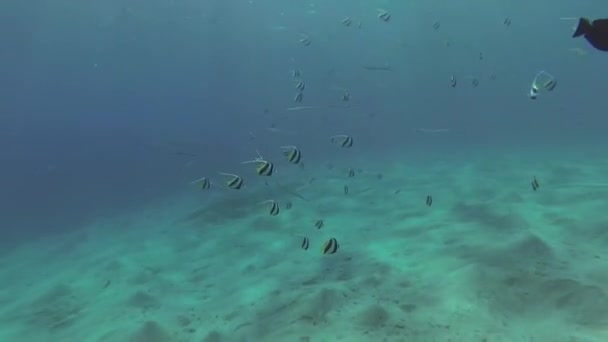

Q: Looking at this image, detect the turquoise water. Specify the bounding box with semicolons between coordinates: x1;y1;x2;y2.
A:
2;0;608;341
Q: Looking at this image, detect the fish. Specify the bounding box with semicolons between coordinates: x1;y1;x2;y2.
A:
242;150;275;176
242;159;275;176
191;176;211;190
322;238;340;254
504;17;511;27
450;75;457;87
529;71;557;100
258;200;280;216
572;17;608;51
315;219;324;229
432;21;440;30
218;172;245;190
281;145;302;164
301;236;310;250
471;77;479;87
294;92;304;103
348;168;355;177
299;33;311;46
295;80;306;91
330;134;354;148
292;69;301;78
285;201;293;209
342;17;352;26
342;90;351;102
426;195;433;206
344;185;349;195
377;9;390;22
531;176;540;191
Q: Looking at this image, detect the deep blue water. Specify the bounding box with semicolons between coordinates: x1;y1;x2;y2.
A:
1;0;607;246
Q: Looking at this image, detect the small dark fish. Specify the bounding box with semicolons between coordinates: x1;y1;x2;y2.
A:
572;17;608;51
426;195;433;206
191;177;211;190
377;10;390;22
301;236;310;250
432;21;440;30
344;185;349;195
315;219;324;229
531;176;540;191
479;52;483;60
377;173;383;180
256;160;275;176
102;280;111;289
242;158;274;176
330;134;354;148
285;201;292;210
342;90;351;102
394;189;401;194
348;168;356;177
471;77;479;87
281;145;302;164
296;81;306;91
322;238;340;254
299;34;311;46
294;92;304;103
218;173;244;190
259;200;280;216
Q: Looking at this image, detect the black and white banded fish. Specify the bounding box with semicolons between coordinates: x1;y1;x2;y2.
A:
280;145;302;164
426;195;433;206
301;236;310;250
295;80;306;91
322;238;340;255
258;200;280;216
341;17;352;26
348;168;355;177
377;9;390;22
471;77;479;87
242;151;275;176
218;172;245;190
315;219;324;229
191;176;211;190
299;33;311;46
330;134;354;148
342;90;351;102
292;69;301;78
531;176;539;191
294;92;304;103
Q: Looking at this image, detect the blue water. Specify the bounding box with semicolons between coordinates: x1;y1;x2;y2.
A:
2;1;608;339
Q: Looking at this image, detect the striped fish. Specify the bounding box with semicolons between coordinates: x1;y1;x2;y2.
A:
218;173;244;190
322;238;340;255
330;134;354;148
191;176;211;190
280;145;302;164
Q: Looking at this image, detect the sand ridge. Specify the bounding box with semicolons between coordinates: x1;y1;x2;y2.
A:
2;151;608;341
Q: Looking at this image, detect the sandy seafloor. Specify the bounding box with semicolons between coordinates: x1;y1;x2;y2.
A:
3;146;608;342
